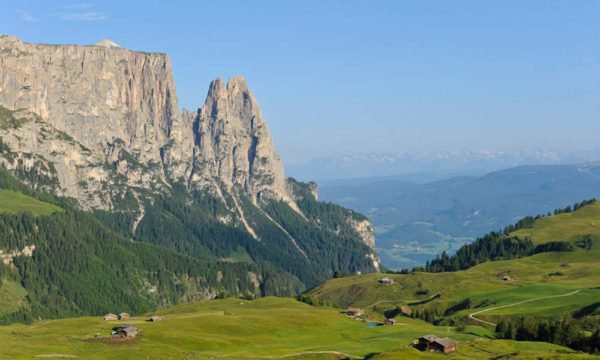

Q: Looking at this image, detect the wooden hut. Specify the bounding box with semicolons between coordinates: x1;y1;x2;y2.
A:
346;307;363;317
415;335;457;353
112;325;139;337
378;277;395;285
103;313;118;321
384;318;396;325
148;315;163;322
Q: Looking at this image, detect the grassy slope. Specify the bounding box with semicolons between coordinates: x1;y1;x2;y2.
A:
308;202;600;323
0;189;61;215
513;203;600;244
374;340;595;360
0;280;27;316
0;297;589;360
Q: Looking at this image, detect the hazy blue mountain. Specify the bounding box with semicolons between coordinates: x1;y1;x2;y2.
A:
286;149;600;182
320;163;600;269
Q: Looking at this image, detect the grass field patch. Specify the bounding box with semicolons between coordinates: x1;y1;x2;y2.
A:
0;189;61;216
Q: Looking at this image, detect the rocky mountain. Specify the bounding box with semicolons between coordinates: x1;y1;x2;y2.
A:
0;35;379;317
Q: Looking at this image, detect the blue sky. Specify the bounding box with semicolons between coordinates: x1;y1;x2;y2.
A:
2;1;599;163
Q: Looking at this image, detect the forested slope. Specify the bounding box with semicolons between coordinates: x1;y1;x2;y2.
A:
0;169;299;323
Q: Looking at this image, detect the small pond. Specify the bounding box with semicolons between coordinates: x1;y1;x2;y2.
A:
367;321;383;327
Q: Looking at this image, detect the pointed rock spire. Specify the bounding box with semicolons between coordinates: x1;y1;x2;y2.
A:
189;77;294;206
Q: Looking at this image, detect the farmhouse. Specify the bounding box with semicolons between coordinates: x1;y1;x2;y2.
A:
378;277;395;285
399;304;412;316
103;313;118;321
384;318;396;325
148;315;163;322
118;312;130;320
346;307;364;317
415;335;457;353
112;325;139;337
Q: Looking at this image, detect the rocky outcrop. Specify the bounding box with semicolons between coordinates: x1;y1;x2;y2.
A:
0;244;35;265
347;217;376;249
347;217;379;271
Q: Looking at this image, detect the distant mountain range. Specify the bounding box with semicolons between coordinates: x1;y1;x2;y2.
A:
320;162;600;269
287;149;600;182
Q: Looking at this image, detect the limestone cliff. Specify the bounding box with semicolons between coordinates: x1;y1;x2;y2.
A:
0;35;177;164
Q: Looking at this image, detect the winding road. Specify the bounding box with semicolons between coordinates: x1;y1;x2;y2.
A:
468;289;583;327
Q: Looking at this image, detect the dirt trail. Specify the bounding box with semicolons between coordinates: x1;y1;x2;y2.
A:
468;289;583;327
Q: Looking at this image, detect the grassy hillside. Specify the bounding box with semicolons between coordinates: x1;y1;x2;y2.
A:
307;202;600;326
373;341;596;360
513;202;600;244
0;280;27;317
0;189;61;215
0;297;591;360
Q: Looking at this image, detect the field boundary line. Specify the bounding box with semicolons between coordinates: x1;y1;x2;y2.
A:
468;289;583;327
217;350;362;359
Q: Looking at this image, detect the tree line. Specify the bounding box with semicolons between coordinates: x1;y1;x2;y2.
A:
496;316;600;354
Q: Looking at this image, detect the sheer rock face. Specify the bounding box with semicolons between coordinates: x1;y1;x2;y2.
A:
0;35;177;167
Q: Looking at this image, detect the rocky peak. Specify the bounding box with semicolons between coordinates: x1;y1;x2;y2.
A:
0;35;22;46
95;39;121;48
188;76;295;207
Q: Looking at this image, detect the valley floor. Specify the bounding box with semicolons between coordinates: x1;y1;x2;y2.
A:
0;297;595;359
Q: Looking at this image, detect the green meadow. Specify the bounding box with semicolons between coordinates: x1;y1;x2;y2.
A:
0;189;61;216
0;297;589;359
0;280;27;316
513;203;600;244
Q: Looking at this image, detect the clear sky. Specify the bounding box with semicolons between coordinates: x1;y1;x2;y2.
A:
2;0;599;163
